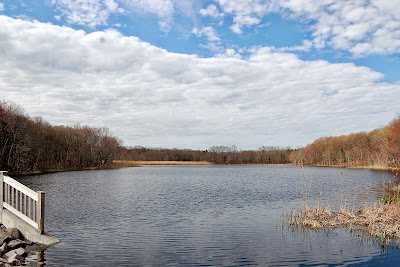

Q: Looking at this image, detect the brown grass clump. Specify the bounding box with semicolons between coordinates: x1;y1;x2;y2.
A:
111;160;140;168
289;201;400;243
287;167;400;245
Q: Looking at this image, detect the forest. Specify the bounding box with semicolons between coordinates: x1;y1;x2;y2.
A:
116;116;400;169
0;101;120;173
116;145;293;165
289;117;400;169
1;100;399;174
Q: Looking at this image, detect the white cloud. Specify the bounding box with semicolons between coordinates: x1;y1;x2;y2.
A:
174;0;196;17
199;4;224;19
199;42;224;53
282;0;400;56
192;26;220;42
280;0;327;14
120;0;174;18
1;15;399;149
51;0;175;28
116;0;176;31
51;0;124;27
215;0;277;34
121;0;196;31
217;48;242;59
275;39;313;52
210;0;400;57
230;23;243;34
0;3;4;11
104;0;119;11
46;0;400;57
192;26;223;52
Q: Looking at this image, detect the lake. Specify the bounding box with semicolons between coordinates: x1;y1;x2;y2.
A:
16;165;400;266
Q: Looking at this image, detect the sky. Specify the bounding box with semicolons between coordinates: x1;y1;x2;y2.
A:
0;0;399;150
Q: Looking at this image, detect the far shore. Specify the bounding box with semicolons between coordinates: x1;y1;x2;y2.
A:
113;160;298;167
8;166;104;177
113;160;399;171
112;160;215;167
6;161;398;177
304;164;399;172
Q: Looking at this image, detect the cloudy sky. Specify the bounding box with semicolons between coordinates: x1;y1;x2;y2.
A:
0;0;399;149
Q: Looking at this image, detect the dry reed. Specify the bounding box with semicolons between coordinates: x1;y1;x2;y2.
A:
113;160;214;166
289;202;400;240
288;170;400;245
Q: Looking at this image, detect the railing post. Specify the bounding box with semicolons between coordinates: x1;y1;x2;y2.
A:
0;171;6;209
37;191;45;233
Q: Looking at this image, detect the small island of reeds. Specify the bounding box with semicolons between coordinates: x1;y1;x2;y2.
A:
288;171;400;246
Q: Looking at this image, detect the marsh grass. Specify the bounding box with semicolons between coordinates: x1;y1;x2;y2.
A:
287;168;400;246
381;175;400;204
113;160;214;167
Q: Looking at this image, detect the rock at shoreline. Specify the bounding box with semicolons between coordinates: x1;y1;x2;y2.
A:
6;229;23;241
0;224;43;266
3;248;27;265
7;240;26;251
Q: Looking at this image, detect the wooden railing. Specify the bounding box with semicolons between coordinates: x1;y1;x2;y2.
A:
0;171;45;233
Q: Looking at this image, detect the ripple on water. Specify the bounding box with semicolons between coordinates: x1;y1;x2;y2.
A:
15;166;400;266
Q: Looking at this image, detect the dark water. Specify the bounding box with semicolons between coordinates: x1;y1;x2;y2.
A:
16;165;400;266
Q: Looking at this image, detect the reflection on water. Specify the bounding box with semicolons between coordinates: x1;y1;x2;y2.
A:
16;165;400;266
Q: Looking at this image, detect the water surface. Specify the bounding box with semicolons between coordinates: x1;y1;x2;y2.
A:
17;165;400;266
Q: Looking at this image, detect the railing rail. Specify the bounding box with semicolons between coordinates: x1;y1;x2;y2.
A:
0;171;45;233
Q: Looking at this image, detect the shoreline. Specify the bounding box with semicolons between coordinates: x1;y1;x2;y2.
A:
113;160;297;167
116;161;399;172
0;224;44;265
113;160;215;166
302;164;399;173
7;161;399;177
8;167;105;177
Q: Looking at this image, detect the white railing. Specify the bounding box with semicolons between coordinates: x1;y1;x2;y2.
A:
0;171;45;233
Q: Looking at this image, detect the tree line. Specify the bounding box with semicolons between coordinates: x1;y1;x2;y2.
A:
117;116;400;169
0;100;120;173
116;145;293;165
289;115;400;169
1;100;399;173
